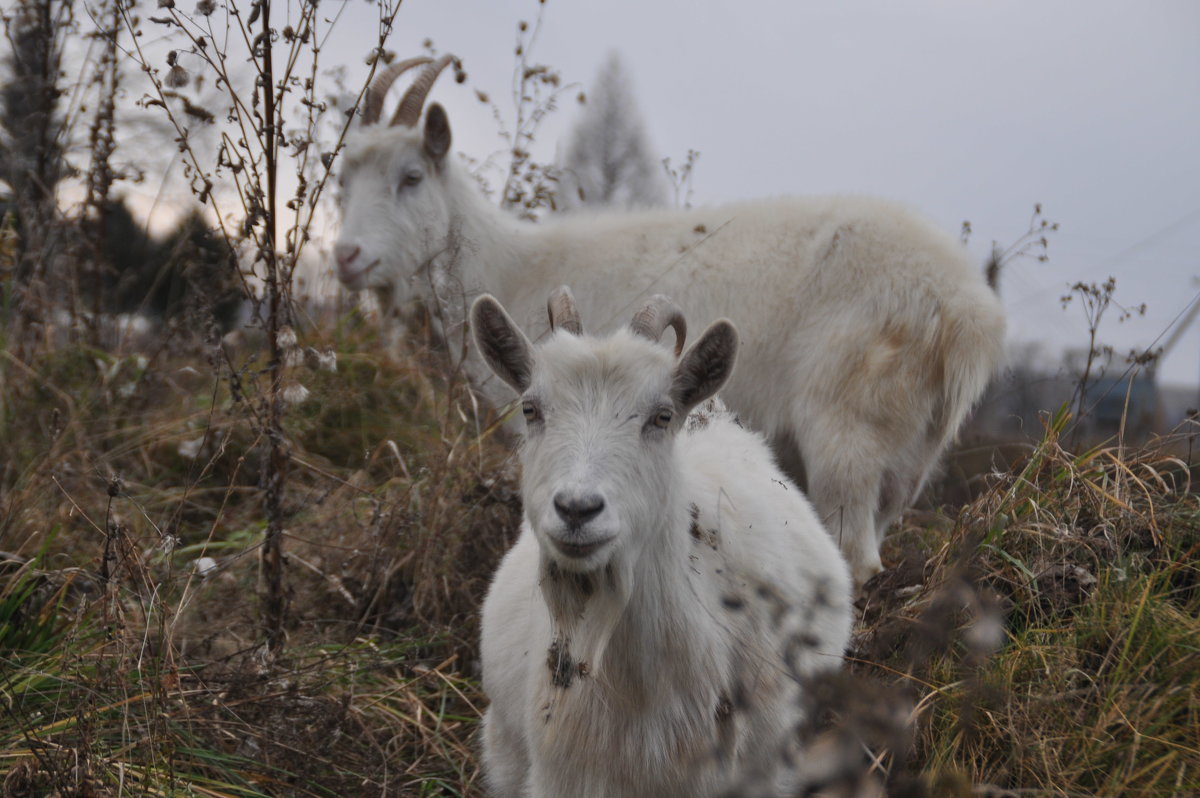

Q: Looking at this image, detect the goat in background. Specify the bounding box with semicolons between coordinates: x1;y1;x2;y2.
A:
332;55;1007;586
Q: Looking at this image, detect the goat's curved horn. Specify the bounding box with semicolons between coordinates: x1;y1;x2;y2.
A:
391;54;458;128
631;295;687;355
547;285;583;336
362;57;433;125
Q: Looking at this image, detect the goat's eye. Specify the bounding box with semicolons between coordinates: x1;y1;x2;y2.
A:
400;169;423;189
653;408;673;429
522;401;542;423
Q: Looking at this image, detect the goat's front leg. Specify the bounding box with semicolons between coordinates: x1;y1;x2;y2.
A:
481;708;531;797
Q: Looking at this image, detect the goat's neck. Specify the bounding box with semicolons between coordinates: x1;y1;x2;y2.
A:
441;163;535;303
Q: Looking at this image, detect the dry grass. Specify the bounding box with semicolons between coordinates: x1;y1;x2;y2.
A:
2;320;1197;796
854;409;1199;796
1;317;514;796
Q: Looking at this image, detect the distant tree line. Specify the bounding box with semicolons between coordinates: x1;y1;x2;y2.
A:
99;200;241;330
0;0;239;337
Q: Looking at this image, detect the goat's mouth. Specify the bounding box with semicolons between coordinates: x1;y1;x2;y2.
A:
338;258;381;288
551;536;614;560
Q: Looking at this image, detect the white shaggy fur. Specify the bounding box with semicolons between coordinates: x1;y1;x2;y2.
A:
333;96;1006;586
470;294;852;797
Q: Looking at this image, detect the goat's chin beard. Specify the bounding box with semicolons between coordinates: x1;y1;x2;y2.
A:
540;550;633;678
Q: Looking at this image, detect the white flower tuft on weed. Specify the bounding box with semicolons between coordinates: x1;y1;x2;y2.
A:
193;556;218;577
964;610;1006;655
178;436;205;460
276;325;297;350
282;383;310;406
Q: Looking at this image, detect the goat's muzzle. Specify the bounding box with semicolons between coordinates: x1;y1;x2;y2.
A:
548;491;613;561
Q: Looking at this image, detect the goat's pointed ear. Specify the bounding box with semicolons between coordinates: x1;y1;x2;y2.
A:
471;294;534;393
671;320;737;414
424;103;452;163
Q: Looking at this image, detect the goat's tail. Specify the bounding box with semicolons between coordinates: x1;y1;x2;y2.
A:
933;291;1007;448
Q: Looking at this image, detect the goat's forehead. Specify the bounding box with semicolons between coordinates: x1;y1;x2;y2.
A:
341;127;424;174
531;333;674;403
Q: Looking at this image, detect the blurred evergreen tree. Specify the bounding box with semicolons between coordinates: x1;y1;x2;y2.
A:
0;0;72;307
559;52;667;211
104;200;241;331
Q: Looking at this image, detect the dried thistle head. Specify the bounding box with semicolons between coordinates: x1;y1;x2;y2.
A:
303;347;337;372
165;65;189;89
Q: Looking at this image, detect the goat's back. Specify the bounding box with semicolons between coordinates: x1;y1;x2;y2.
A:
496;195;1003;442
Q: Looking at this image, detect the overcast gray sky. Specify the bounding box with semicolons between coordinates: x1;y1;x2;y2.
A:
172;0;1193;388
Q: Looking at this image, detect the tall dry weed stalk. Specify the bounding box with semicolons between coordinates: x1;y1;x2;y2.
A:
79;0;122;335
0;0;72;340
458;1;576;219
1059;276;1148;444
119;0;404;654
662;147;700;209
974;202;1058;293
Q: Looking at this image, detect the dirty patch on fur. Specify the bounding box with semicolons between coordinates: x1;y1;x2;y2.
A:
547;636;576;689
684;396;736;433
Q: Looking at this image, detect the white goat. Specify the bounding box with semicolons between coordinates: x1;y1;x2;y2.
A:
471;288;852;798
333;55;1007;586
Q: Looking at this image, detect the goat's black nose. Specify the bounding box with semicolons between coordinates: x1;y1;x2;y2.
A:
553;492;605;527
